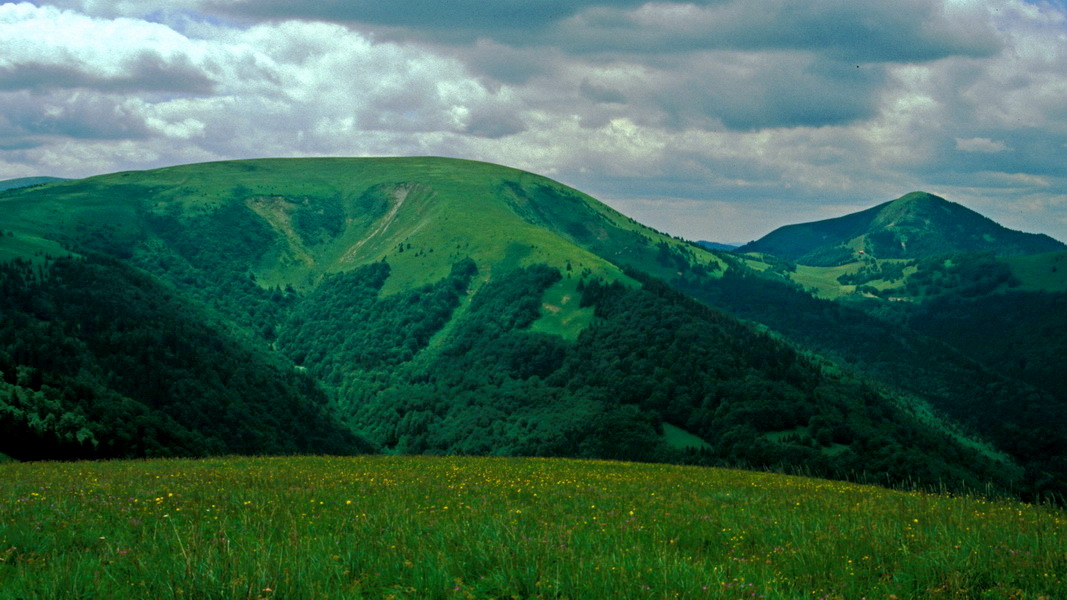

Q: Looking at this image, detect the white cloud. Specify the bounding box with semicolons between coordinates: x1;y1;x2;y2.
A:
956;137;1011;153
2;0;1066;243
0;5;520;166
0;3;214;87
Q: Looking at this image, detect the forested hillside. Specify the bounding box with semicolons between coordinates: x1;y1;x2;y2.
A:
671;257;1066;499
0;255;366;460
0;157;1057;499
724;196;1067;500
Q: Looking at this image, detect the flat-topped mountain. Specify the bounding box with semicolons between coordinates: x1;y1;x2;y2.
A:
738;191;1065;266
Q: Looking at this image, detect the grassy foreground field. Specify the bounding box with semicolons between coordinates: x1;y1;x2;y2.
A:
1;456;1063;600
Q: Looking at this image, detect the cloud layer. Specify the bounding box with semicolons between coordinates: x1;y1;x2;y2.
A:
2;0;1066;242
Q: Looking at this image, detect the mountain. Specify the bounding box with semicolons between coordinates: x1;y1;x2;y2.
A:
738;191;1065;266
0;157;1048;495
727;191;1067;413
696;240;740;251
716;194;1067;500
0;255;367;459
0;176;68;192
672;256;1067;496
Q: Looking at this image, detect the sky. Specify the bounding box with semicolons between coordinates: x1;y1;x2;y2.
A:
2;1;1067;244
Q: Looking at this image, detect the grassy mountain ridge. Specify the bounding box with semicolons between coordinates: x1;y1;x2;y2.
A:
2;157;700;283
1;157;723;328
0;176;68;192
739;191;1065;266
0;157;1047;496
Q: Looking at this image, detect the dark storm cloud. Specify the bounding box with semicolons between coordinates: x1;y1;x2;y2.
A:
213;0;1001;65
197;0;1001;135
558;0;1001;62
120;51;218;94
0;52;216;94
686;56;886;130
576;53;886;131
458;41;559;85
463;108;527;139
1;91;151;140
0;62;100;92
212;0;992;135
0;139;44;151
580;79;626;104
0;114;47;150
931;130;1067;183
211;0;648;36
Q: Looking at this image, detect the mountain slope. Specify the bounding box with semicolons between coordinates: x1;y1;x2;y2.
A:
0;176;68;192
0;157;1033;494
704;197;1067;499
739;191;1065;266
670;257;1067;494
0;255;366;459
696;240;739;251
1;157;720;323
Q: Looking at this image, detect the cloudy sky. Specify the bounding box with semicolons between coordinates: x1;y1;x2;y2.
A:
2;1;1067;243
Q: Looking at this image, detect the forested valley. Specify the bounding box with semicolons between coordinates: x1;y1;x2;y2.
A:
1;157;1062;503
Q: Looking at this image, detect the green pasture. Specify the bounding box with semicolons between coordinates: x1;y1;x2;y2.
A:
1;456;1062;600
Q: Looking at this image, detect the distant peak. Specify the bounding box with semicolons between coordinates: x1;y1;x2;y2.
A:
891;191;948;205
739;189;1065;265
876;191;960;222
0;176;68;192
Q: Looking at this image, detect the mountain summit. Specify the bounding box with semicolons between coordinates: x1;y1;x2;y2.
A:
738;191;1065;266
0;158;1024;493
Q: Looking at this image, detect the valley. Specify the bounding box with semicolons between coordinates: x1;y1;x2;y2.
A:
0;161;1064;495
1;158;1066;598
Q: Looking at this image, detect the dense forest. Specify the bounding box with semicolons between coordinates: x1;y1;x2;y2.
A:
1;157;1062;503
833;252;1066;402
0;249;1018;495
263;258;1013;493
0;255;366;460
672;257;1067;500
905;291;1067;398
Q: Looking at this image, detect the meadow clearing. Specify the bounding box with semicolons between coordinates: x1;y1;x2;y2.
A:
0;455;1063;599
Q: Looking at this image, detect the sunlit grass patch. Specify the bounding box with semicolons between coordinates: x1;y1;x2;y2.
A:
0;231;78;267
528;274;595;340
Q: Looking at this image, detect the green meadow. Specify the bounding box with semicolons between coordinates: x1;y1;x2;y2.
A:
0;157;691;295
1;456;1063;600
1004;251;1067;293
0;156;721;338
